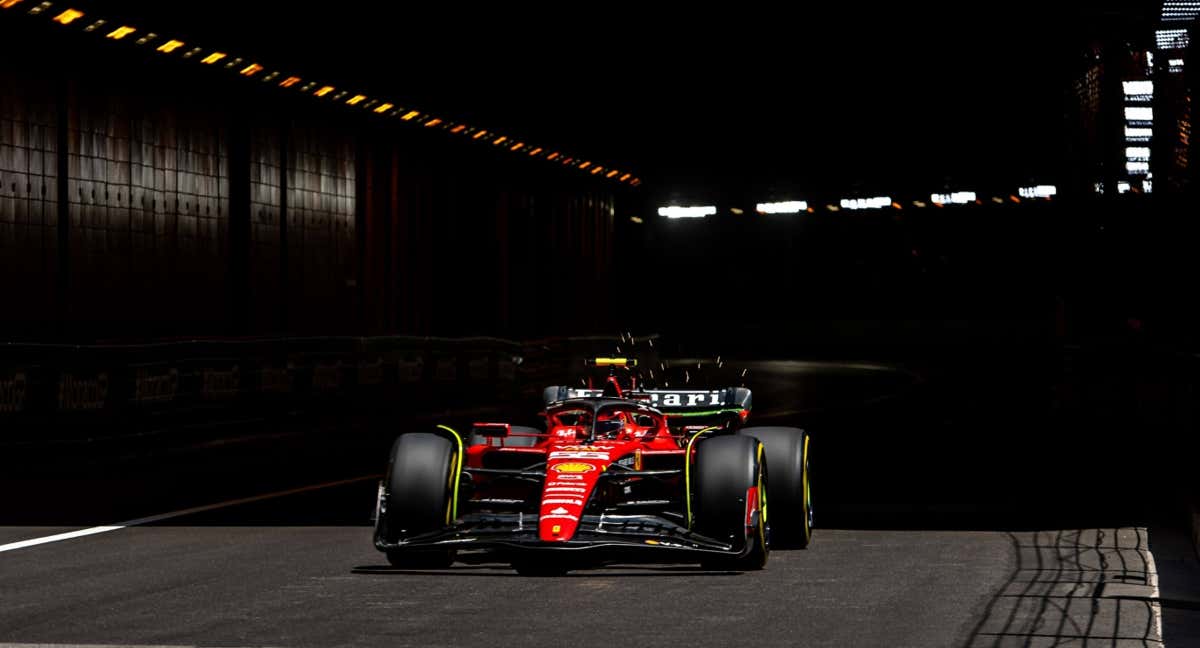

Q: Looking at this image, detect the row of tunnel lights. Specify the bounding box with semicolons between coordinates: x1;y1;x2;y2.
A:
0;1;641;188
651;186;1060;220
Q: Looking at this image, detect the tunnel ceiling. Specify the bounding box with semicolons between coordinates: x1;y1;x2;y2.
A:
31;1;1162;198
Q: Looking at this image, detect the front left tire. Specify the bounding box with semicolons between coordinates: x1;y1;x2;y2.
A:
376;432;458;568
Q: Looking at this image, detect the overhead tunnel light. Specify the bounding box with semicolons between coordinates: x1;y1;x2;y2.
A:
1018;185;1056;199
839;196;891;210
930;191;976;205
106;26;135;39
755;200;807;214
658;205;716;219
1124;106;1154;121
23;2;639;187
53;9;83;25
1163;1;1200;22
1125;126;1153;141
1122;80;1154;96
1157;29;1189;50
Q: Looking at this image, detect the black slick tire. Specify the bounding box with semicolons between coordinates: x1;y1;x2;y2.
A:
378;432;458;568
738;427;812;548
693;435;769;571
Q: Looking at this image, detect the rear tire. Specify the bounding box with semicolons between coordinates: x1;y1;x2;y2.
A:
693;435;769;571
377;432;459;569
738;427;812;548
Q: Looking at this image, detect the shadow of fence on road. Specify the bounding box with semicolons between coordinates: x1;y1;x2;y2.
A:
966;527;1161;647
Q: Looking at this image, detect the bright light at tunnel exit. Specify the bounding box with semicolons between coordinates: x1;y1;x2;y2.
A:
657;205;717;219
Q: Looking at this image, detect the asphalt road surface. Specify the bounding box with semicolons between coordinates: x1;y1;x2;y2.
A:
0;479;1193;647
3;359;1200;646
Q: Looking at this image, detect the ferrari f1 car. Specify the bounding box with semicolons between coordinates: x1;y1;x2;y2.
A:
372;359;812;575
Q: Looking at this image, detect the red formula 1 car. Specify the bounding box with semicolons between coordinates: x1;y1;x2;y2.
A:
372;359;812;575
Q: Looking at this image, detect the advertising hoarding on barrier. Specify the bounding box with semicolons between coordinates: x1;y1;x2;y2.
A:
0;333;562;446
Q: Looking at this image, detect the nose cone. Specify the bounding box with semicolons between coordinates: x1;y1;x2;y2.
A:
539;450;610;542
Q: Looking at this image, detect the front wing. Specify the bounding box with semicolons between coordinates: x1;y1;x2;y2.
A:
375;512;749;560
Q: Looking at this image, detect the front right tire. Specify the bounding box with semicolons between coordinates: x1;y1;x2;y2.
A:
693;435;769;571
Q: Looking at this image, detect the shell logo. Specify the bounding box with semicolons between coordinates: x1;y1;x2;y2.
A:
551;462;596;474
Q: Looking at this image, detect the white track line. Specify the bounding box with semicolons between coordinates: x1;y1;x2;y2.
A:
1145;531;1164;645
0;474;380;554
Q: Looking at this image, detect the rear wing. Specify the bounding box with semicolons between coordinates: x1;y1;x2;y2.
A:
543;385;752;417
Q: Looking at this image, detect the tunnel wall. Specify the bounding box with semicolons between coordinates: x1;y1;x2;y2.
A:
0;20;622;343
0;57;59;339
